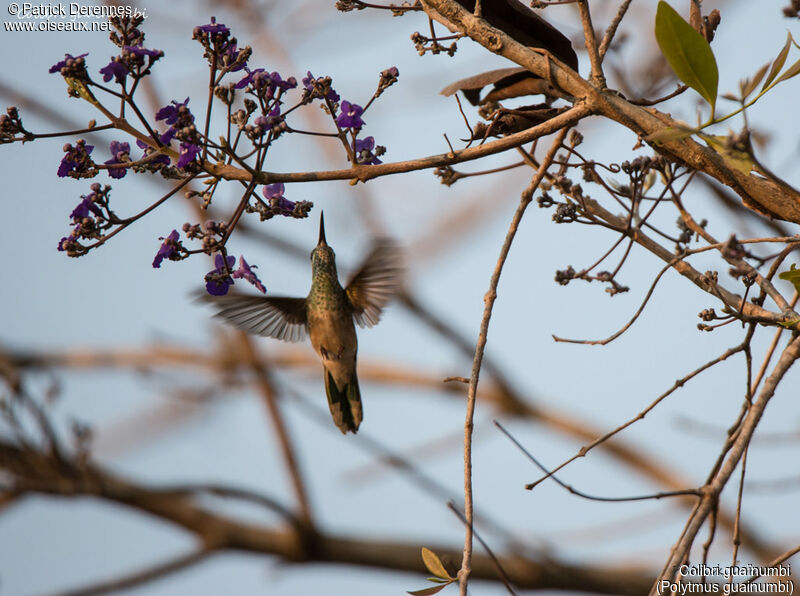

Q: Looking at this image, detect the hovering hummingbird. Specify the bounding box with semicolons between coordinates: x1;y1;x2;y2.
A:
201;212;402;434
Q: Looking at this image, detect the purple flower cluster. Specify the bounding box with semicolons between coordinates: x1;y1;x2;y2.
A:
302;71;340;103
204;254;266;296
257;183;313;220
49;53;89;81
104;140;131;179
57;184;109;256
58;139;96;178
99;45;163;85
153;97;200;169
236;68;297;100
193;18;250;72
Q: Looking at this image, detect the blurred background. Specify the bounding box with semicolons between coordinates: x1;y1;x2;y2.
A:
1;0;799;594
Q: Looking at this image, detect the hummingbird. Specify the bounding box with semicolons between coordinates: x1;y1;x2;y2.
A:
201;212;402;434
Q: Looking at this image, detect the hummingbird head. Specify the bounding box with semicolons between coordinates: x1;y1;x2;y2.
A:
310;211;337;275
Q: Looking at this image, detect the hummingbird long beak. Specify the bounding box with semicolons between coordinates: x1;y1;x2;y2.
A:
318;211;328;247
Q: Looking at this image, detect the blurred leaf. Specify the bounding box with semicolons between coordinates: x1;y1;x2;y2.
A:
779;264;800;294
407;584;451;596
774;57;800;85
740;62;770;99
721;92;740;102
421;547;453;580
763;33;792;90
701;134;754;175
65;77;97;104
655;1;719;111
647;125;697;144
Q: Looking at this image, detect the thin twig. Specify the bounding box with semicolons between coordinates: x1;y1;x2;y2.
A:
497;421;701;502
526;342;746;490
448;501;517;596
576;0;605;87
598;0;633;59
459;128;569;595
655;334;800;590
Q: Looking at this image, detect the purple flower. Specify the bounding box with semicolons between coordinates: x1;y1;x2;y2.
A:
159;127;177;145
152;230;181;268
223;43;247;72
336;101;364;129
302;71;340;102
100;59;129;84
205;254;236;296
195;18;230;37
354;136;382;165
136;138;171;167
259;183;309;219
156;97;191;125
58;141;94;178
124;45;163;58
302;71;314;91
263;183;295;211
49;53;88;74
236;68;264;89
70;194;103;220
232;256;266;293
177;142;200;169
236;69;297;95
104;140;131;179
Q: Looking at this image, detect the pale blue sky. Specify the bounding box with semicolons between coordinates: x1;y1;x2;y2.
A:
1;1;799;595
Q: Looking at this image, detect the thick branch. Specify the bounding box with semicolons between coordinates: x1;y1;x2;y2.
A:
0;441;655;595
420;0;800;223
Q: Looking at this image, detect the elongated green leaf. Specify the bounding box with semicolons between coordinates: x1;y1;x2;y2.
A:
655;1;719;111
774;57;800;85
740;62;770;99
421;547;453;580
407;583;450;596
763;33;793;90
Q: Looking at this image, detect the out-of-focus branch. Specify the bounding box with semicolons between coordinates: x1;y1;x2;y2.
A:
52;548;212;596
0;341;780;560
0;440;656;595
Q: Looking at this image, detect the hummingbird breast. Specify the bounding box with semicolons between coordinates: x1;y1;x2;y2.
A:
307;281;358;390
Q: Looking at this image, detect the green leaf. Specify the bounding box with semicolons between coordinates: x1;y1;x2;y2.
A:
763;33;792;90
407;583;451;596
421;547;453;580
646;125;697;144
740;62;770;99
65;77;97;104
700;134;754;175
655;1;719;112
774;57;800;85
779;264;800;294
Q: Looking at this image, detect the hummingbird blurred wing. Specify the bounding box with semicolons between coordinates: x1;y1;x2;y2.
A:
345;239;402;328
200;293;308;342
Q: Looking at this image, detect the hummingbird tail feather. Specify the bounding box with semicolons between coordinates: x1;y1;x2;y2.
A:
324;370;362;434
